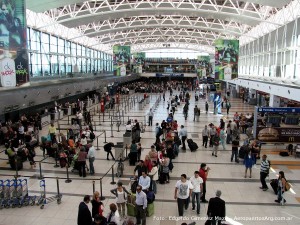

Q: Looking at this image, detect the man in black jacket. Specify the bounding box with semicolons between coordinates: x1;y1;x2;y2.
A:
104;142;115;160
77;195;92;225
207;190;226;225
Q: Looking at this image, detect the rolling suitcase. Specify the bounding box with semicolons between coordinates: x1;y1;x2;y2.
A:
187;139;198;152
270;179;278;195
146;203;154;217
127;194;136;216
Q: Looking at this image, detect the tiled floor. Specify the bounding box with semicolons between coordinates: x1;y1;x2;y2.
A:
1;90;300;225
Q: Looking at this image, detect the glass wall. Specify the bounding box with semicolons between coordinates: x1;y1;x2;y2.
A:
27;27;113;77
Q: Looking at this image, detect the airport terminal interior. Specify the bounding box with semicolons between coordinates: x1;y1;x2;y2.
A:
1;0;300;225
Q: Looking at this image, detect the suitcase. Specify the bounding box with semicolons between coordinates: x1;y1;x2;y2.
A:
187;139;198;151
279;151;289;157
9;156;23;170
270;179;278;195
126;203;136;216
146;203;154;217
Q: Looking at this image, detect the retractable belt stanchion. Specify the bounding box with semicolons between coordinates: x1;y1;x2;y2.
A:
65;165;72;183
100;178;105;200
110;165;116;185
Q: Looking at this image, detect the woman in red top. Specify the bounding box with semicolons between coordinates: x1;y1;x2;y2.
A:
199;163;210;203
172;120;178;131
144;155;153;172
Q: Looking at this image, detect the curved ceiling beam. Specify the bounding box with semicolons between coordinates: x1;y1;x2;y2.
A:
41;1;282;30
129;42;214;54
97;34;217;45
69;18;250;41
57;9;260;28
92;36;214;51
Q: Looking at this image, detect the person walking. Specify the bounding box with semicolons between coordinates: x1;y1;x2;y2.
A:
275;171;287;204
212;133;220;157
148;108;154;126
110;182;131;218
104;142;115;161
174;174;193;216
226;101;231;115
207;190;226;225
209;125;216;147
87;144;96;175
77;195;92;225
202;125;209;148
231;139;239;163
77;146;87;177
219;127;226;151
135;185;147;225
259;155;270;191
189;171;203;215
193;105;198;121
179;125;187;150
199;163;210;203
205;101;209;114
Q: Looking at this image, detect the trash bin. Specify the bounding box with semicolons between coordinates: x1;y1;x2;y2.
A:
123;132;132;149
114;142;124;160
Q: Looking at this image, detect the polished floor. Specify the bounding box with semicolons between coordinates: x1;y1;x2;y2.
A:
0;90;300;225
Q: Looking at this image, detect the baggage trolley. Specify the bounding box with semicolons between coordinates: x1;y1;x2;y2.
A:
36;180;46;209
36;179;62;209
0;180;11;209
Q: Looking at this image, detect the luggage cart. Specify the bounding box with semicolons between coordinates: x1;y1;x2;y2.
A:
36;179;62;209
0;180;11;209
36;180;46;209
9;179;29;208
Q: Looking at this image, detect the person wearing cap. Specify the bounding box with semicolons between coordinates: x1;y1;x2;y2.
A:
207;190;226;225
199;163;210;203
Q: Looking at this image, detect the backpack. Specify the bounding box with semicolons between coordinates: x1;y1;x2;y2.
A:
285;179;291;191
147;191;155;204
90;132;95;140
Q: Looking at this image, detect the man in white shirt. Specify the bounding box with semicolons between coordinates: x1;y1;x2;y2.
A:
174;174;193;216
190;171;203;215
87;144;96;175
135;185;147;225
138;171;151;191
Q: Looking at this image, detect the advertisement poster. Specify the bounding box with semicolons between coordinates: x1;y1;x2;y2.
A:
213;92;222;114
197;56;211;78
132;52;145;74
0;0;29;87
215;39;239;80
113;45;130;76
132;52;145;66
256;127;300;143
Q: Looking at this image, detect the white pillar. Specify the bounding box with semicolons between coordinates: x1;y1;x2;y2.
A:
269;94;280;107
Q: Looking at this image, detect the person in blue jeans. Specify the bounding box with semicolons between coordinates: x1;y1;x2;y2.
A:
275;171;287;204
87;144;96;175
189;171;203;215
